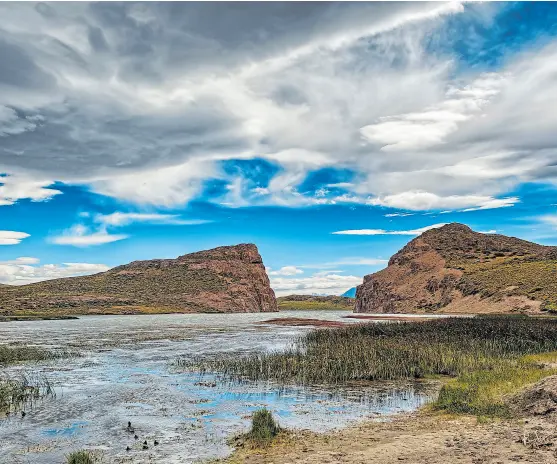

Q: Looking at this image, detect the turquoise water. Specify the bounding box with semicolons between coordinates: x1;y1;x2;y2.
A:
0;311;438;463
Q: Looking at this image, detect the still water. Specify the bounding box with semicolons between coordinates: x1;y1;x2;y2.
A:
0;311;438;463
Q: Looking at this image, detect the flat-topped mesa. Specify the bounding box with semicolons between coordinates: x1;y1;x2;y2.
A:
355;223;557;314
0;243;278;315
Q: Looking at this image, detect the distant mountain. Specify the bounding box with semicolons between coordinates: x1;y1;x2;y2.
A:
356;223;557;314
0;244;278;315
277;294;354;311
341;287;357;298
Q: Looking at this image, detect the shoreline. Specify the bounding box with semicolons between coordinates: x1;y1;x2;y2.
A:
222;408;557;463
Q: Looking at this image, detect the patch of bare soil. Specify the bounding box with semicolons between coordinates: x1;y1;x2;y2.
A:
224;412;557;463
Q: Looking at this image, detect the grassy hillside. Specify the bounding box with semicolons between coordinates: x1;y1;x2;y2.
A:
277;295;354;311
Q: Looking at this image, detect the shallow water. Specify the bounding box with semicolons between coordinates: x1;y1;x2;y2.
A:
0;311;439;463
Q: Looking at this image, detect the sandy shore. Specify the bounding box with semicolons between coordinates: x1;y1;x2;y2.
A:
224;411;557;463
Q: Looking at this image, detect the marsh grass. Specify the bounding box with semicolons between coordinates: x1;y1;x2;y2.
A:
181;317;557;385
0;373;54;413
0;344;73;366
178;317;557;417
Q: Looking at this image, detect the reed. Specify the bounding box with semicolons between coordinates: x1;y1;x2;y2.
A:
179;317;557;386
0;373;54;413
0;344;73;366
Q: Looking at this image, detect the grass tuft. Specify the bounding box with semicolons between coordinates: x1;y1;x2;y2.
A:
244;408;281;447
66;450;96;464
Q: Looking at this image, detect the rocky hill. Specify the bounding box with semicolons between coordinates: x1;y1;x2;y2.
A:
277;295;354;310
355;223;557;314
0;244;277;315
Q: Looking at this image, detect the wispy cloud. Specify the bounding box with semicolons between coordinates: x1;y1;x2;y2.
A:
270;272;363;297
51;225;128;247
332;223;446;236
94;212;210;227
0;230;30;245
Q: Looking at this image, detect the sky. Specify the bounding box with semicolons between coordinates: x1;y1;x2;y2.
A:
2;2;557;296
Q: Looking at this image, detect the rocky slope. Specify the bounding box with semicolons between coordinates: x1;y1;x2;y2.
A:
0;244;277;315
355;223;557;314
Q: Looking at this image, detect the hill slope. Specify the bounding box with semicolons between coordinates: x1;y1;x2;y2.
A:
355;223;557;314
277;295;354;310
0;244;277;315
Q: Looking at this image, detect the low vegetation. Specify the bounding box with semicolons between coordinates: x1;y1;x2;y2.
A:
239;408;282;448
277;295;354;311
0;344;71;365
66;450;96;464
0;374;54;414
184;316;557;417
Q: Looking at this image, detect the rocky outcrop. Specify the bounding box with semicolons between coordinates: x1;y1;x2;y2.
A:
0;243;278;315
355;223;557;314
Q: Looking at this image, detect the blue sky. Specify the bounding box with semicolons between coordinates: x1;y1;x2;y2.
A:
2;2;557;295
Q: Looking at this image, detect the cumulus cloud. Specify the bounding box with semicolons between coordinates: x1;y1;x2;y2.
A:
333;223;446;236
0;230;30;245
267;266;304;276
1;2;557;213
0;258;110;285
270;272;363;297
51;225;128;247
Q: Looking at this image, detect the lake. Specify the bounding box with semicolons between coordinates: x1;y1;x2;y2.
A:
0;311;438;463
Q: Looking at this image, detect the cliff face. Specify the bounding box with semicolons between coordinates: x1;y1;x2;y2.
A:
355;223;557;314
0;243;278;315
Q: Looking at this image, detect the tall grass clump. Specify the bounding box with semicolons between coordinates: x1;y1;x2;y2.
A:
66;450;96;464
243;408;281;447
181;317;557;385
0;374;54;414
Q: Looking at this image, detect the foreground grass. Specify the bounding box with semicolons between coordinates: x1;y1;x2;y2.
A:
239;408;282;448
66;450;97;464
181;316;557;418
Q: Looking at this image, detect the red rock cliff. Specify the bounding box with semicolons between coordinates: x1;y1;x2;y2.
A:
0;243;278;315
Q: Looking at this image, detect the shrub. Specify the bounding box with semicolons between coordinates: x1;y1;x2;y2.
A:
66;450;95;464
246;408;281;446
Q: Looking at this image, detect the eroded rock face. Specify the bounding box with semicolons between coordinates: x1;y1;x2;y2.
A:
355;223;557;314
0;243;278;315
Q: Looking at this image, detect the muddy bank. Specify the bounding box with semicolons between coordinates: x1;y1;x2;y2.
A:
258;317;346;327
224;411;557;463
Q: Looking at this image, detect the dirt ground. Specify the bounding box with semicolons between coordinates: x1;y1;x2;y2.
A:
224;411;557;464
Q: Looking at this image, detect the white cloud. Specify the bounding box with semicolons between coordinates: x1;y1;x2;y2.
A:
0;174;61;206
0;259;110;285
333;223;446;236
95;212;209;227
360;73;506;151
271;272;363;297
51;225;128;247
267;266;304;276
368;191;518;212
385;213;414;217
0;230;30;245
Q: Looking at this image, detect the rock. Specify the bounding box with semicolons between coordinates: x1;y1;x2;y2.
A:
509;375;557;419
0;244;277;315
355;223;557;314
